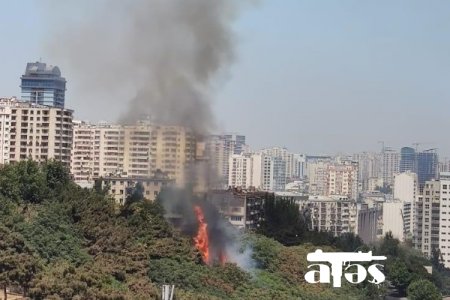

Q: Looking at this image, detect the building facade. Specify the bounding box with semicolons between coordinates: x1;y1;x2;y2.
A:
417;150;438;187
0;103;11;164
438;172;450;267
382;148;400;186
0;98;73;165
326;162;359;200
97;171;174;204
276;192;358;236
208;189;265;230
71;121;196;187
414;180;441;258
20;62;66;108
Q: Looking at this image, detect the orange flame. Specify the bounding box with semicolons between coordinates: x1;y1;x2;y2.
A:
194;205;210;264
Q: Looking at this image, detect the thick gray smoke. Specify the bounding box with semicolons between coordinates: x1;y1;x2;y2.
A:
158;188;256;272
44;0;246;134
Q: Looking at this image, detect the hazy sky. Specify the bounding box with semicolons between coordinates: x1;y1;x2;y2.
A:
1;1;450;157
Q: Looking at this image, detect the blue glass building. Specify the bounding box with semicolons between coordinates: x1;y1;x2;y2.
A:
20;62;66;108
399;147;416;173
417;150;438;186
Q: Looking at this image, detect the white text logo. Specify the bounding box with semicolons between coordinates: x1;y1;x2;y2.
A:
305;249;387;287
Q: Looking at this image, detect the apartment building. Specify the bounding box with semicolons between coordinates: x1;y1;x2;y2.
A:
414;180;441;258
327;162;358;200
228;154;252;188
276;192;358;236
97;170;174;204
71;121;195;187
353;152;381;192
0;103;11;164
438;172;450;267
358;202;383;244
307;160;330;196
208;189;265;230
382;148;400;186
0;98;73;166
227;152;287;191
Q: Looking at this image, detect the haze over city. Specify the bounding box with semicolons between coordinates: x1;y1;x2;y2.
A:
0;0;450;156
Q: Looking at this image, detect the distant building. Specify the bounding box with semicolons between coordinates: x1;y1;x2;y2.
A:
382;148;399;186
417;150;438;187
394;171;418;237
367;177;384;192
276;192;358;236
228;153;252;189
382;200;408;241
399;147;416;173
205;134;246;187
358;202;383;244
20;62;66;108
414;179;441;258
439;172;450;267
307;160;330;196
208;189;265;230
353;152;381;192
96;171;174;204
326;161;359;200
71;121;196;187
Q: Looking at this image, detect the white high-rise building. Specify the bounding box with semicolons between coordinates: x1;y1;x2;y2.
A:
353;152;381;191
382;201;405;240
206;134;246;187
0;98;73;166
393;171;418;238
228;154;252;188
394;172;418;203
261;147;293;180
293;154;306;179
382;148;400;186
276;193;358;236
439;172;450;267
414;180;440;258
227;152;286;192
0;102;12;164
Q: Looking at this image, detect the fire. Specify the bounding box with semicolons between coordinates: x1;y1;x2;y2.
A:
193;205;210;264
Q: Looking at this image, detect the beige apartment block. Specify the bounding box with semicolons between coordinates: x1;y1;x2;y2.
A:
98;172;174;204
0;102;12;164
0;98;73;166
414;180;441;257
71;121;196;187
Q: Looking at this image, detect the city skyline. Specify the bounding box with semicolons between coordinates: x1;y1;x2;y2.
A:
0;1;450;156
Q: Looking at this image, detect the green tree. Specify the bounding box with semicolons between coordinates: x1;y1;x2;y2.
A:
0;226;40;298
0;160;48;204
407;279;441;300
257;195;307;245
378;232;399;257
388;259;412;290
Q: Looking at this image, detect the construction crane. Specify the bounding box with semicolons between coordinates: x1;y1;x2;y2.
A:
412;142;436;152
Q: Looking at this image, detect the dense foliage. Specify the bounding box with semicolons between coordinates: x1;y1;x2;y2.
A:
0;160;447;299
0;160;369;299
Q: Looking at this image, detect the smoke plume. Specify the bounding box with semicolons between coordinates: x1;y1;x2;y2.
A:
158;188;256;271
44;0;247;134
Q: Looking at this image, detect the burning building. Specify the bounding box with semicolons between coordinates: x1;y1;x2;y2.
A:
207;189;266;230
